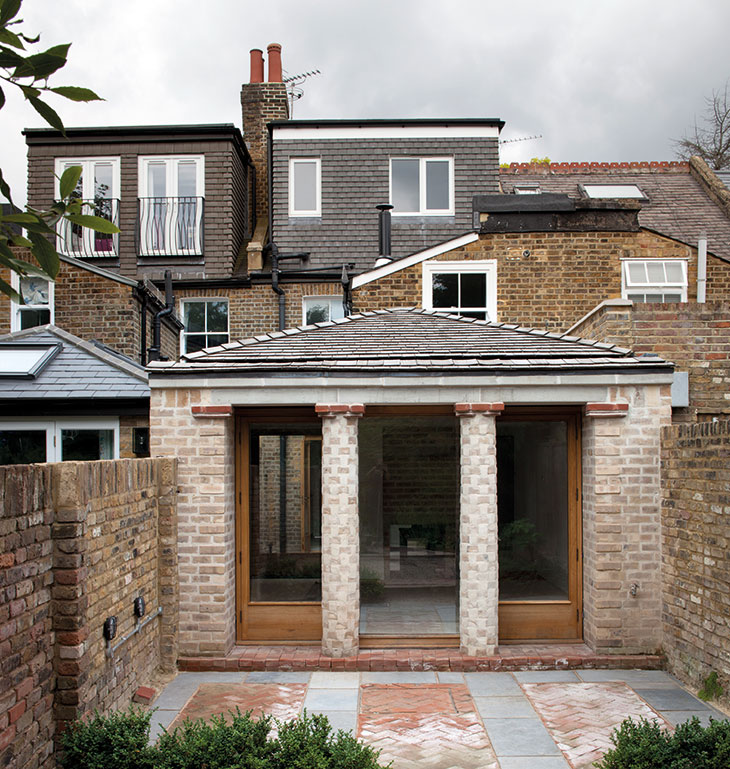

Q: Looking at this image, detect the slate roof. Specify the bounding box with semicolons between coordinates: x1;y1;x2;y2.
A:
151;308;671;376
500;163;730;263
0;325;149;400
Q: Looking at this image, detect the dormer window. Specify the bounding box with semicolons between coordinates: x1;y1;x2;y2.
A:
390;157;454;215
582;184;646;199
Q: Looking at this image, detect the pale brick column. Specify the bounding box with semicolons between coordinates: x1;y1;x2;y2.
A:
316;404;364;657
455;402;504;656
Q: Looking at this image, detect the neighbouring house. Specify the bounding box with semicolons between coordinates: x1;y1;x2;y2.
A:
149;307;674;656
0;325;149;464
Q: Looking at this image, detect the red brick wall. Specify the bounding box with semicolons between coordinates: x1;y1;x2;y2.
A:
662;420;730;707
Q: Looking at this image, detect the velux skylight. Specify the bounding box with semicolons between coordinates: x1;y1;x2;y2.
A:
0;343;61;378
582;184;645;199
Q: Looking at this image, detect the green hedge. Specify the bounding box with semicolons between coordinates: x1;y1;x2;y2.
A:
60;707;388;769
595;716;730;769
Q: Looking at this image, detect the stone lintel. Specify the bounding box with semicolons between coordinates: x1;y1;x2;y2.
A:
191;405;233;418
315;404;365;418
585;402;629;418
454;402;505;416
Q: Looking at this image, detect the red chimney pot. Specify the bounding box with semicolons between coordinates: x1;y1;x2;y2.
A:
267;43;283;83
250;49;264;83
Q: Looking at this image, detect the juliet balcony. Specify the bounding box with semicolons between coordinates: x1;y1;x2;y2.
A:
136;196;205;257
57;198;120;258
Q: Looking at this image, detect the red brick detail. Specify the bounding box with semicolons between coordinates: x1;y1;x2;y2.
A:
8;701;26;724
454;402;505;416
315;404;366;417
132;686;156;704
584;402;629;417
0;725;16;753
191;405;234;418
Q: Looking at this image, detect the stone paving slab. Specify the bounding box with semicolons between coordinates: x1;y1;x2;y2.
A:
482;717;562;756
473;695;538;718
634;686;711;712
465;671;523;696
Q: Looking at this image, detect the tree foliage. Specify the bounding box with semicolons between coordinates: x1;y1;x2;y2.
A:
674;81;730;170
0;0;119;301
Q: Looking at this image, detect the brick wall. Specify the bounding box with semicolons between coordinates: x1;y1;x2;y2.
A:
352;229;718;332
0;458;177;769
572;301;730;421
661;420;730;706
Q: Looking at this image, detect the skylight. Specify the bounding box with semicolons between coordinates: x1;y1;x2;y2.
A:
0;343;61;378
514;183;541;194
582;184;645;199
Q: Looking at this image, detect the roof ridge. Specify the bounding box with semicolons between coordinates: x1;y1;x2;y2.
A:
501;161;690;175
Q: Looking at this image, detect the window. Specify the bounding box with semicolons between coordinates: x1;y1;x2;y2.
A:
302;296;345;325
0;343;59;377
10;274;54;331
0;418;119;464
622;260;687;303
288;158;321;217
390;157;454;215
514;183;541;194
181;299;229;353
55;158;120;257
138;156;204;255
582;184;646;199
422;260;497;320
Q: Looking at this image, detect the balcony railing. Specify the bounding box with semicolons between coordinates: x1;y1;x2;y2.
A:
57;198;120;258
136;196;204;257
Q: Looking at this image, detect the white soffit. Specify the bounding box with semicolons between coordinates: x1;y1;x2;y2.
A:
351;233;480;289
273;125;501;140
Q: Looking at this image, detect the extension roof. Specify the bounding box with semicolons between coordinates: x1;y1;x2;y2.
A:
150;307;671;377
500;161;730;263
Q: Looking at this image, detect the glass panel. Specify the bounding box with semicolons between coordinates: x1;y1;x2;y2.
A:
207;334;228;347
329;299;345;320
249;423;322;602
184;302;205;333
293;161;317;212
664;262;685;283
432;273;458;308
645;293;665;303
497;421;569;601
306;301;330;324
626;263;647;283
359;416;459;635
177;161;197;197
20;278;49;306
459;310;487;320
20;309;50;329
0;430;46;465
185;334;207;353
61;429;114;461
94;163;113;200
460;273;486;308
148;162;167;196
206;301;228;333
646;262;666;283
391;159;419;212
425;160;450;210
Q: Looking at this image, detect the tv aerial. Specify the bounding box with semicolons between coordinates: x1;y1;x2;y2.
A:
283;69;321;117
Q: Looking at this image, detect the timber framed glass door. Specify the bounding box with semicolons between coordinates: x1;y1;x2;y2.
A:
236;410;322;642
497;408;582;641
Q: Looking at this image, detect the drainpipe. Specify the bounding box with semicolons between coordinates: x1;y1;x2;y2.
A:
341;265;352;317
697;234;707;303
147;270;174;362
140;289;148;366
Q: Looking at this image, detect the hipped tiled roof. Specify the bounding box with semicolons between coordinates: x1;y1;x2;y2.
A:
151;308;671;375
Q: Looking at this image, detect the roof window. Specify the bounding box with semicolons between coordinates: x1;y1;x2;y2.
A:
0;343;61;378
581;184;646;199
514;183;541;194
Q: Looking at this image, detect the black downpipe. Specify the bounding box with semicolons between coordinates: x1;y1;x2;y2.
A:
147;270;174;362
140;289;148;366
249;162;257;239
267;125;286;332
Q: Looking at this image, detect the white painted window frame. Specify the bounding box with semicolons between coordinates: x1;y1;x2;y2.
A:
179;297;230;354
621;259;688;302
389;156;455;216
288;157;322;217
422;260;498;321
0;417;119;462
302;295;345;325
10;272;54;332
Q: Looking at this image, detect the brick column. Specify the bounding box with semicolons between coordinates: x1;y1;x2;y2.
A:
316;404;364;657
455;402;504;656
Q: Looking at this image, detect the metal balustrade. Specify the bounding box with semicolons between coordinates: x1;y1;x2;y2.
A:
136;196;205;257
56;198;120;258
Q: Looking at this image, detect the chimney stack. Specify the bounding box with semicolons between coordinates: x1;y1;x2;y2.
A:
267;43;283;83
249;49;264;83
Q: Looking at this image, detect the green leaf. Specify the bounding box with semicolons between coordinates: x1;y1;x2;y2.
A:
0;278;22;303
2;213;38;224
0;84;4;111
14;49;68;80
19;84;40;99
27;231;60;278
0;26;24;49
65;213;120;234
0;168;14;207
28;96;65;132
0;45;23;67
49;85;102;102
0;0;22;26
59;165;82;200
9;234;32;248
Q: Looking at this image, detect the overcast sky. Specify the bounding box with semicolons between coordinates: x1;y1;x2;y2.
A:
2;0;729;206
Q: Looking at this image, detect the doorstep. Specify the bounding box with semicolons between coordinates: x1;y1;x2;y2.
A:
178;644;665;672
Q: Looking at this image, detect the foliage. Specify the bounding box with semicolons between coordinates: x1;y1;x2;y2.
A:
529;156;551;165
674;81;730;170
594;716;730;769
59;706;156;769
698;671;724;702
360;567;385;601
60;707;389;769
0;0;119;300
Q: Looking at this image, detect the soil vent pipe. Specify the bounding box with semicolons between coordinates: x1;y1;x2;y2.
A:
148;270;174;362
375;204;394;267
697;235;707;303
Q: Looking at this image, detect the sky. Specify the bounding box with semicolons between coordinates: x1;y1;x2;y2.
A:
2;0;729;206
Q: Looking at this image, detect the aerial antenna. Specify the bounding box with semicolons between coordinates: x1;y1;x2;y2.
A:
283;69;321;117
499;134;543;145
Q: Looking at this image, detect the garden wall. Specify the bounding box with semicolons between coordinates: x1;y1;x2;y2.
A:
0;458;178;769
662;420;730;705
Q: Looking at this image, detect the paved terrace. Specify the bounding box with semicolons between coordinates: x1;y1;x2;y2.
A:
150;668;725;769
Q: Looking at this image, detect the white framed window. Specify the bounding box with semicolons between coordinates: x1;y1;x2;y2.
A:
422;260;497;320
514;183;541;194
10;273;54;332
288;158;321;217
54;157;120;257
622;259;687;303
582;184;646;200
390;157;454;215
0;417;119;465
181;298;229;353
302;296;345;325
138;156;205;255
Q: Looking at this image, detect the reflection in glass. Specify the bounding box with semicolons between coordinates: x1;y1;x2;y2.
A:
61;429;114;461
425;160;449;210
0;430;46;465
391;159;419;213
497;421;569;601
359;416;459;635
249;423;322;602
